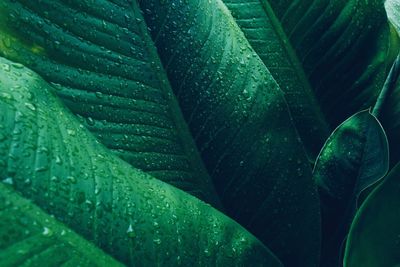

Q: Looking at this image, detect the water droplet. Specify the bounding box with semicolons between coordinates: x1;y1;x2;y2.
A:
204;248;211;257
24;102;36;111
66;129;76;136
126;224;135;238
66;176;77;184
42;227;52;236
55;155;62;165
11;62;24;69
1;63;10;72
153;238;162;245
2;177;13;185
86;117;95;126
0;92;13;100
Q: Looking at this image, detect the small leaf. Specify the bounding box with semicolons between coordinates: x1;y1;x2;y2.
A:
344;162;400;267
0;183;124;267
313;110;389;266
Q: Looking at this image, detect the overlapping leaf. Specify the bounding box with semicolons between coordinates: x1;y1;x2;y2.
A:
223;0;397;158
0;57;282;266
343;162;400;267
139;0;320;265
313;110;389;266
0;0;220;206
2;0;396;266
311;49;399;267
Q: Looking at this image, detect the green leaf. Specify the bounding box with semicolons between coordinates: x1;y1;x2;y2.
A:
374;53;400;167
222;0;396;158
343;162;400;267
386;0;400;36
223;0;330;157
380;1;400;168
313;110;389;266
0;57;282;266
0;0;220;207
381;77;400;166
0;183;124;267
139;0;320;266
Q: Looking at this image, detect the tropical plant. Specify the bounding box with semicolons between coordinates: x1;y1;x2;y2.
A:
0;0;399;266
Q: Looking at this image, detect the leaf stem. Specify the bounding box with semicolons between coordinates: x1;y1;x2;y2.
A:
372;54;400;118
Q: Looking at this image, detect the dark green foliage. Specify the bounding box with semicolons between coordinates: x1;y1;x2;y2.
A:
0;0;220;207
0;183;124;267
0;0;399;266
0;56;282;266
313;110;389;266
223;0;395;159
344;163;400;267
139;0;320;265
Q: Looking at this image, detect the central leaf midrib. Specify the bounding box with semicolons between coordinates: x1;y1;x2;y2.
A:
260;0;330;129
241;0;331;161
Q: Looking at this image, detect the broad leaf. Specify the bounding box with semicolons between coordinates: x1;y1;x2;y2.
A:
0;183;123;267
0;0;220;207
343;162;400;267
223;0;330;157
139;0;321;266
0;57;282;266
313;110;389;266
223;0;397;158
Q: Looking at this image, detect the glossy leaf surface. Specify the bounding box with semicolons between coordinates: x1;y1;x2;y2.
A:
223;0;396;158
313;110;389;266
139;0;321;265
0;57;282;267
344;163;400;267
0;0;220;206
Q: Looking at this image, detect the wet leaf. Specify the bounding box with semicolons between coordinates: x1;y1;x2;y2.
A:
139;0;320;265
0;183;124;267
313;110;389;266
0;56;282;266
224;0;396;159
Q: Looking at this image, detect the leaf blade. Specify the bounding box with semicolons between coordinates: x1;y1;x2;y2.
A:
343;162;400;267
0;0;220;207
223;0;330;158
0;56;282;267
223;0;395;157
139;0;321;265
313;110;389;266
0;183;124;267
